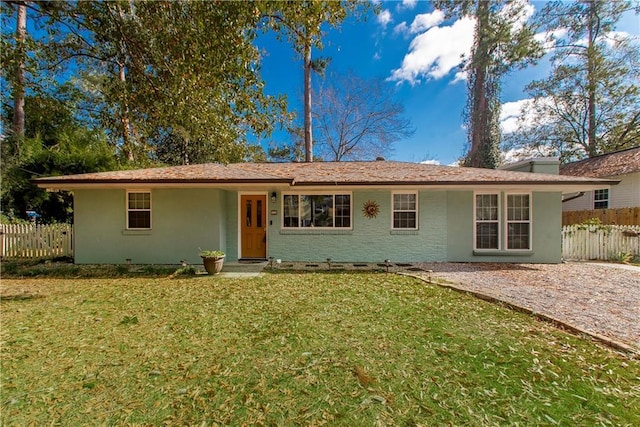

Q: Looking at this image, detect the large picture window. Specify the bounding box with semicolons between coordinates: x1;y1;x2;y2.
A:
127;191;151;229
283;193;351;228
506;194;530;250
392;192;418;229
475;194;499;249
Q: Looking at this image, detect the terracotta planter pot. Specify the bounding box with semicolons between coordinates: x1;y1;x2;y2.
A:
202;256;225;275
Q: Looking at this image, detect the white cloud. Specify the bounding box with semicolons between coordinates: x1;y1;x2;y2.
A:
534;28;569;52
501;147;552;164
537;29;634;53
394;11;446;36
377;9;393;29
394;22;409;35
389;16;475;85
420;159;441;165
399;0;417;10
500;97;555;134
499;0;535;32
409;10;446;34
452;70;467;83
500;99;532;134
600;30;634;47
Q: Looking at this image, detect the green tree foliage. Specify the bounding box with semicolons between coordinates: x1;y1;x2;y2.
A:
268;126;315;162
504;1;640;162
1;95;117;223
74;1;288;165
432;0;542;168
268;141;305;163
2;1;288;167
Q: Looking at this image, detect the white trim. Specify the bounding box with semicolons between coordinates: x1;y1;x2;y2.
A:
473;192;500;251
281;191;353;230
237;191;268;260
125;190;152;230
505;192;532;251
391;191;419;230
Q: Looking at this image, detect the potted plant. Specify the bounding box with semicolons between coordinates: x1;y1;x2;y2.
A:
199;250;225;275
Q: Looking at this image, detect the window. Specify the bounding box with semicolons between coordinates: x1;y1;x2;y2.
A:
475;193;532;251
506;194;530;250
475;194;499;249
283;193;351;228
594;189;609;209
392;192;418;229
127;191;151;229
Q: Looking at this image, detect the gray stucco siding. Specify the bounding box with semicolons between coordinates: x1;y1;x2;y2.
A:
74;188;226;264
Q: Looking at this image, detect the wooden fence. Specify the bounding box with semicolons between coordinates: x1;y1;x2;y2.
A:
562;225;640;261
563;207;640;226
1;224;73;259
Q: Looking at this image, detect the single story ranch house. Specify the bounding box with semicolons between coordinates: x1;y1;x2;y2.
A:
35;159;616;265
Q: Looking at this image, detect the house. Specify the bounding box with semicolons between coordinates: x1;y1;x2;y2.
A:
35;159;615;265
560;147;639;212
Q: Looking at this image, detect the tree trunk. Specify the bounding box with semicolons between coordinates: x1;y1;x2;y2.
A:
119;63;134;162
116;2;134;163
12;1;27;139
586;0;598;157
468;67;488;167
303;41;313;162
466;0;498;169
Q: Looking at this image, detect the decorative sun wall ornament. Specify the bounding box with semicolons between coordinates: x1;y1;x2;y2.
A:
362;200;380;219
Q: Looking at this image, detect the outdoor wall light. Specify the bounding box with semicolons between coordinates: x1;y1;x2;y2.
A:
271;192;277;203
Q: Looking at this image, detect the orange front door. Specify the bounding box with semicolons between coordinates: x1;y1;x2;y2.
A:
241;195;267;259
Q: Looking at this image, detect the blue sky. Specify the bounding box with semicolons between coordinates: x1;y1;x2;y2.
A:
255;1;640;165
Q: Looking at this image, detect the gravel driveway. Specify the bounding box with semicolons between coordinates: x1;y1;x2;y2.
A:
412;262;640;353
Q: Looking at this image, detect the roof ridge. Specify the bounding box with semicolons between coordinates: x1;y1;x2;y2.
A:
562;146;640;166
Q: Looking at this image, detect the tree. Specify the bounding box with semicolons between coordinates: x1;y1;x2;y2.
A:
1;95;117;222
504;1;640;162
268;127;307;162
432;0;541;168
313;72;414;161
2;1;287;167
76;1;288;166
12;1;26;138
261;1;361;162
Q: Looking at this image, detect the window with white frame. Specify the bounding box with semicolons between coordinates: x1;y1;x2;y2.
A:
392;192;418;229
594;189;609;209
127;191;151;229
475;194;499;249
283;193;351;228
506;194;530;250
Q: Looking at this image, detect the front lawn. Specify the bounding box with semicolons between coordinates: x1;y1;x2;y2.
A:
2;273;638;425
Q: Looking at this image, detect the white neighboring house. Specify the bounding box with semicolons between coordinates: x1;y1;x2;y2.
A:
560;146;640;211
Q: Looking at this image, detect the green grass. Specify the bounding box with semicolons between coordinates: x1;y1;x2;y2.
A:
2;272;639;425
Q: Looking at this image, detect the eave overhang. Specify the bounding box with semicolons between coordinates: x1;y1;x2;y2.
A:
35;178;619;193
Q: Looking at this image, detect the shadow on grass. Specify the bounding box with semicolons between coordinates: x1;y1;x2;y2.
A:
0;259;199;279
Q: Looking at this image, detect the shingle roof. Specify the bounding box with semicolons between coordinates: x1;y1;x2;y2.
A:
35;160;616;188
559;147;640;178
